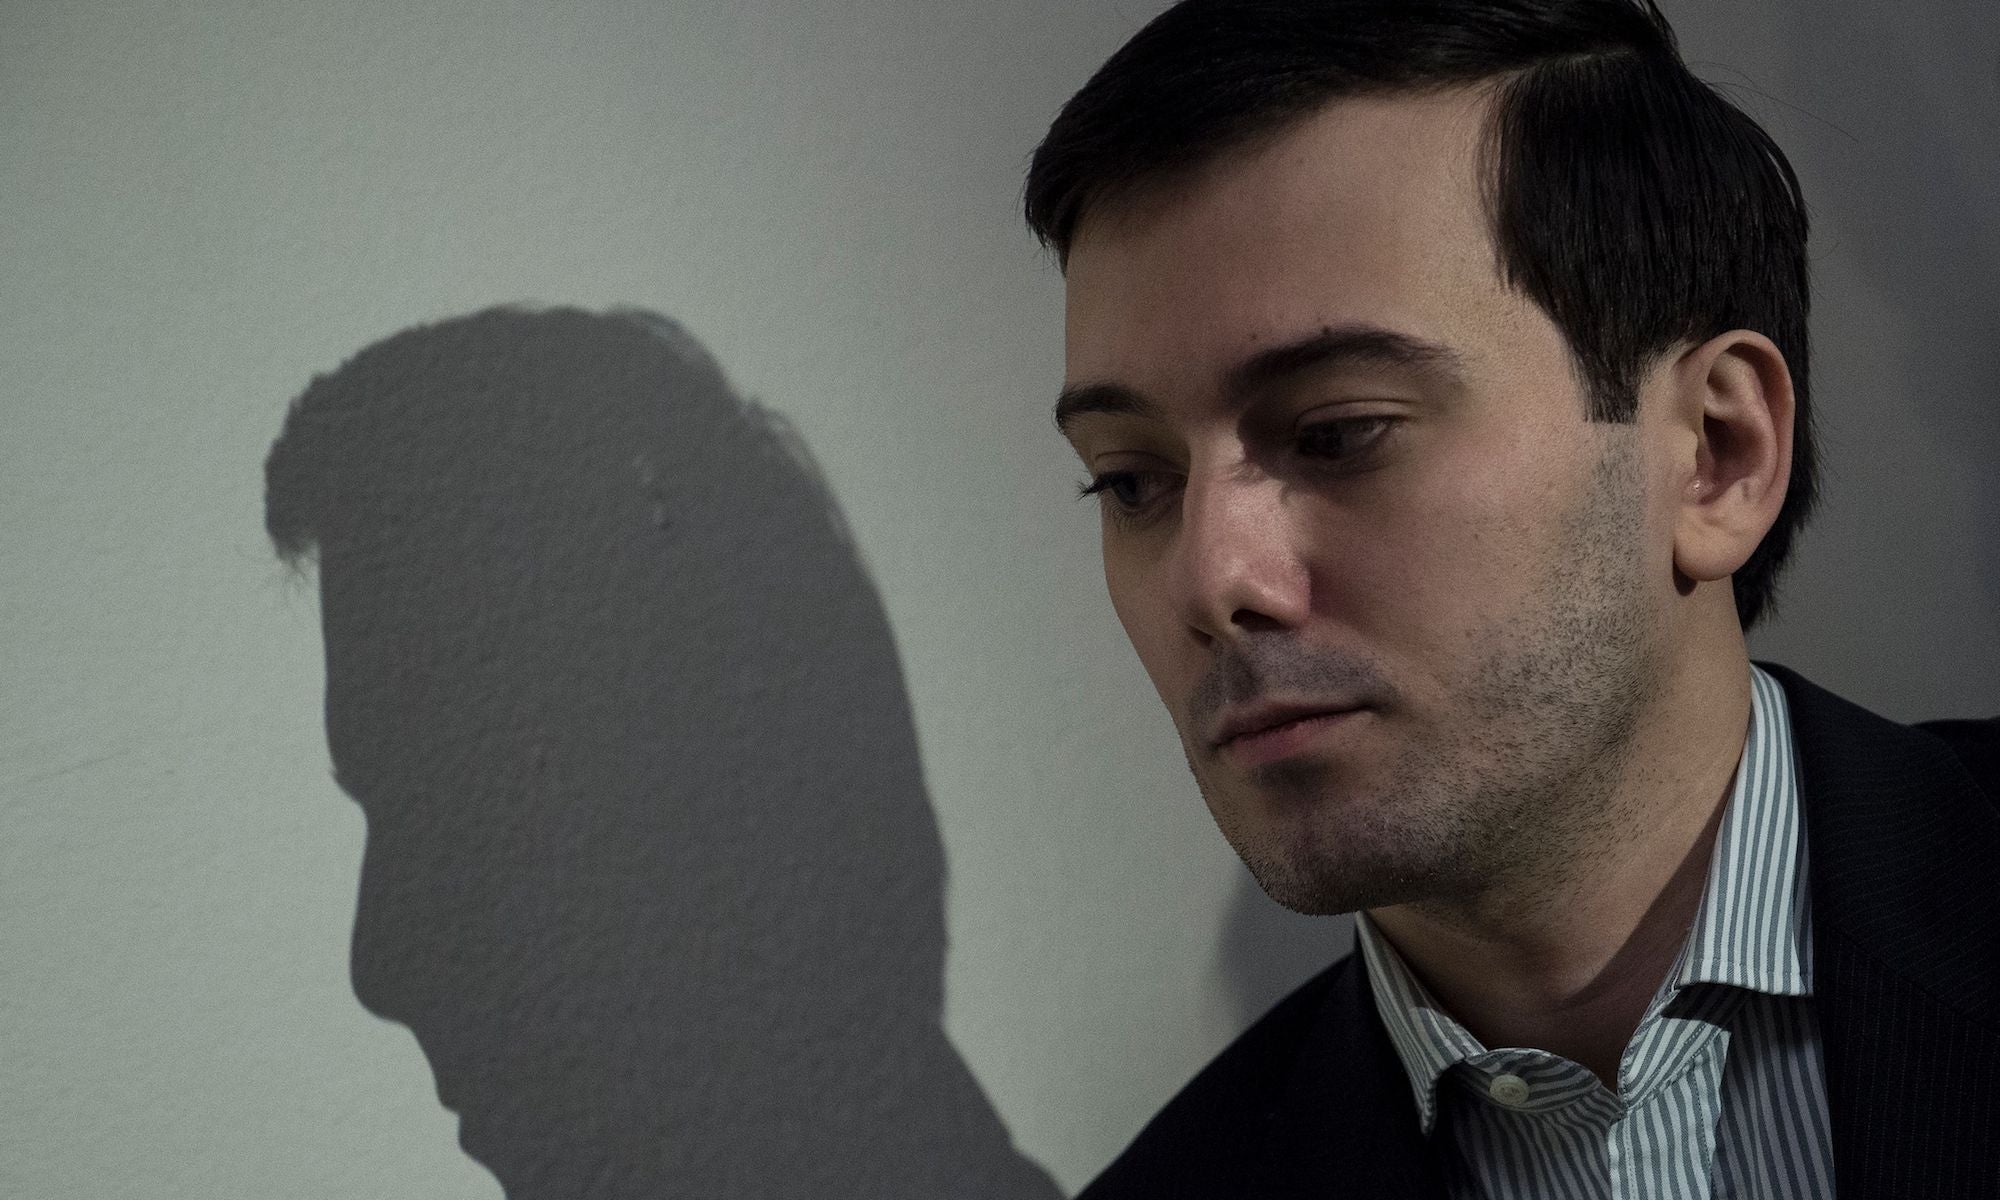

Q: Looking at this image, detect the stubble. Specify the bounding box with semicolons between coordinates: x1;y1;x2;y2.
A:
1201;432;1667;918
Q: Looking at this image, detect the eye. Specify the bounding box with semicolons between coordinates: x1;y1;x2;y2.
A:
1075;469;1177;521
1073;417;1397;527
1296;415;1395;461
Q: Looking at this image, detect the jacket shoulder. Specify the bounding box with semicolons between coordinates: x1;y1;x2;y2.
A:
1078;954;1355;1199
1756;659;1999;807
1915;714;2000;806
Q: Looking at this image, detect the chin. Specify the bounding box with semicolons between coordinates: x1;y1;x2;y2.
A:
1230;832;1349;915
1232;815;1437;916
1254;864;1424;917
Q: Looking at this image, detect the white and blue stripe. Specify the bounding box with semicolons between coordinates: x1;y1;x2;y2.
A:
1354;663;1836;1198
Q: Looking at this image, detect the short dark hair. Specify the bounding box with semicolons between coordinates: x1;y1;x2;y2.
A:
1026;0;1818;631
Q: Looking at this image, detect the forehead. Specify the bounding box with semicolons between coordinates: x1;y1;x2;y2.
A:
1062;88;1517;396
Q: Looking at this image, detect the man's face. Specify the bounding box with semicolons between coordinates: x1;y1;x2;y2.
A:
1059;89;1684;916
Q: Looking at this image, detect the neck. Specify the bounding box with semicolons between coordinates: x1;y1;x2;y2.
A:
1365;642;1753;1089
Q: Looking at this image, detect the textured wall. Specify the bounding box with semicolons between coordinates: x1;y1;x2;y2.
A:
3;0;1994;1196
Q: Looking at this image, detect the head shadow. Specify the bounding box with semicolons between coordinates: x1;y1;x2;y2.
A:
264;305;1058;1199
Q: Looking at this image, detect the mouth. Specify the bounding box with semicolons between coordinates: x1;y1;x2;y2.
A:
1217;707;1367;768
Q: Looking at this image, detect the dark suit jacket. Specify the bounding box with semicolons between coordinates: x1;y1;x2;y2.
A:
1080;661;2000;1199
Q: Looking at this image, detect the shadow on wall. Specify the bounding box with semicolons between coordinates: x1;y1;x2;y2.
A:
263;306;1061;1199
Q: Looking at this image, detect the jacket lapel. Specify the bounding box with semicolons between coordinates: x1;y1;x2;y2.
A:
1762;661;2000;1199
1265;953;1447;1199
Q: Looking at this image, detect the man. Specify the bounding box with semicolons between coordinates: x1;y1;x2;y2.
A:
1024;1;2000;1195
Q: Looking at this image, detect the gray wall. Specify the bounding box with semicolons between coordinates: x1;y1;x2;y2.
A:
2;0;1993;1196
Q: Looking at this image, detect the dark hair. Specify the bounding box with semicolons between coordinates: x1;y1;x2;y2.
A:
1025;0;1817;631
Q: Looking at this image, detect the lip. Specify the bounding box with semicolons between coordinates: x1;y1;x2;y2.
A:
1216;707;1366;768
1213;701;1365;747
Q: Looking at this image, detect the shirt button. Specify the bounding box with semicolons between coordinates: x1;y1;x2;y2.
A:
1489;1073;1531;1106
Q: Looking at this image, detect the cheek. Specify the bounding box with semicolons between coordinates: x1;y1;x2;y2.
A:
1104;553;1155;640
1104;544;1184;695
1326;442;1553;649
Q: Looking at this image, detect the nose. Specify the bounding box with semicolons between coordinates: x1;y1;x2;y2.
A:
1171;464;1312;646
348;835;413;1022
347;814;456;1026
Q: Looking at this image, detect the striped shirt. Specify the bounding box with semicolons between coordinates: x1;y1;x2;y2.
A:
1353;663;1836;1198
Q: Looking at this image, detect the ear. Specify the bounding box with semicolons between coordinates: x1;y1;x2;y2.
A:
1668;330;1794;587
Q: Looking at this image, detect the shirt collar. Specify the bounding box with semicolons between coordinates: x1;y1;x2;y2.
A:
1353;662;1812;1134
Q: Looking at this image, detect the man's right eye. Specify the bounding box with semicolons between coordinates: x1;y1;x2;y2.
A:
1075;470;1177;524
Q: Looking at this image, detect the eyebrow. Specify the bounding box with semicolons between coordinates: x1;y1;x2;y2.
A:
1053;323;1470;438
